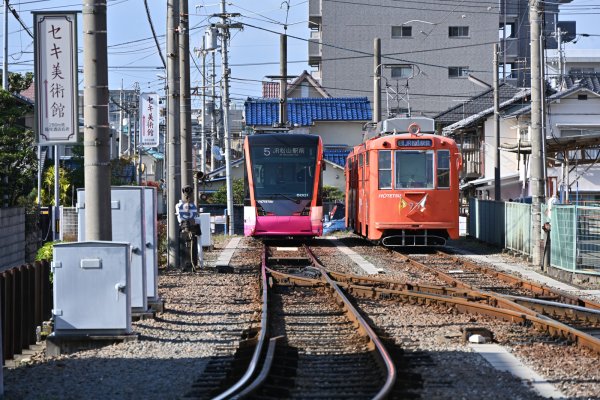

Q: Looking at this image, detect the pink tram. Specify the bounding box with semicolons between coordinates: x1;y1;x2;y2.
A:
243;133;324;238
345;118;462;246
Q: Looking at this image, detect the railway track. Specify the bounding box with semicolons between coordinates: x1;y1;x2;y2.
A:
204;244;396;399
312;245;600;354
398;250;600;335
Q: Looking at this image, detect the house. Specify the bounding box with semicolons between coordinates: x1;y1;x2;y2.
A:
441;73;600;203
502;80;600;203
440;86;531;201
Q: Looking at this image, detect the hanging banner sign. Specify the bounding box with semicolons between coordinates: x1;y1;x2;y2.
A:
34;12;79;145
139;92;159;148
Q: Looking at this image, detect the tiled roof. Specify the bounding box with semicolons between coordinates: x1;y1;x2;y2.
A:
442;88;530;135
434;83;522;125
561;73;600;93
324;148;351;167
262;82;279;98
244;97;372;126
20;84;35;102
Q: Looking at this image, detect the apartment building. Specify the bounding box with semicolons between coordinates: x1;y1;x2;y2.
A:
308;0;573;117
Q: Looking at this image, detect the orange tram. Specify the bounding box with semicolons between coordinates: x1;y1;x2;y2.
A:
345;118;462;246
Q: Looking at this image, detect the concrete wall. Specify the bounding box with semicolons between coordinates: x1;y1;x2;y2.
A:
0;208;25;269
313;0;498;116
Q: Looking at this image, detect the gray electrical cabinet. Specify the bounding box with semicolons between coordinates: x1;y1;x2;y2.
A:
52;242;131;334
144;187;159;301
77;187;148;312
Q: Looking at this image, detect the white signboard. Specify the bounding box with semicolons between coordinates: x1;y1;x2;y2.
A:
139;93;159;148
34;12;78;145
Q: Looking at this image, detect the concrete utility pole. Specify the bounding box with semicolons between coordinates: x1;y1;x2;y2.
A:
557;27;564;83
530;0;545;266
167;0;181;268
201;36;207;176
3;0;8;90
279;34;288;126
180;0;192;190
210;50;217;172
219;0;235;235
493;43;501;201
82;0;112;241
118;80;123;156
373;38;381;124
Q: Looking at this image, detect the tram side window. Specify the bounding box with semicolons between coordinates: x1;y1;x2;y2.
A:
378;150;392;189
437;150;450;188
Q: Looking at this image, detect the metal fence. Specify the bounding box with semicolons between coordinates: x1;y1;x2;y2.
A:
551;205;600;273
469;199;600;274
468;199;505;248
505;202;532;257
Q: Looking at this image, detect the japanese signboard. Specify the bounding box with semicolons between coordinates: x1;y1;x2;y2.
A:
34;12;78;145
139;92;159;148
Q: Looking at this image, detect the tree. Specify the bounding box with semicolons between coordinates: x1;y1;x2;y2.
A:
210;178;245;204
323;185;344;202
40;165;71;206
0;88;36;207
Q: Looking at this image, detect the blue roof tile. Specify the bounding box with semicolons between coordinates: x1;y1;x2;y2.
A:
244;97;372;126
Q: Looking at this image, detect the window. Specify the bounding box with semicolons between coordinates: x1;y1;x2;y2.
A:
499;63;517;79
448;66;469;78
578;94;588;101
499;22;516;39
449;26;469;38
437;150;450;188
395;150;434;189
392;26;412;38
378;150;392;189
391;65;413;79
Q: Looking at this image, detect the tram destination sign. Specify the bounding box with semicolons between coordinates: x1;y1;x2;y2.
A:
397;139;432;147
262;146;311;157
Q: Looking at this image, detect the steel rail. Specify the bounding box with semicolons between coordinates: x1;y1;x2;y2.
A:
438;250;600;311
341;281;600;354
212;245;270;400
503;295;600;325
231;336;283;399
304;246;397;400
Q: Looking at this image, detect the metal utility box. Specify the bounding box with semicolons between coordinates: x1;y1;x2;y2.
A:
77;187;148;311
195;213;212;248
144;187;159;301
52;242;131;334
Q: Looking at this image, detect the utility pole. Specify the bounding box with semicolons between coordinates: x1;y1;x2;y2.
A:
83;0;112;241
201;36;207;176
219;0;234;235
2;0;8;90
210;50;217;172
494;43;501;201
373;38;381;124
167;0;181;268
557;27;564;83
180;0;192;190
530;0;545;266
118;80;123;156
279;33;288;126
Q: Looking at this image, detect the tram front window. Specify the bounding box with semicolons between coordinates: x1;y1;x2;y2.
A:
251;146;317;200
395;150;434;189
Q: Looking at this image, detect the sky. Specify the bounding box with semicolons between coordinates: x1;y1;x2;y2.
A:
2;0;599;110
